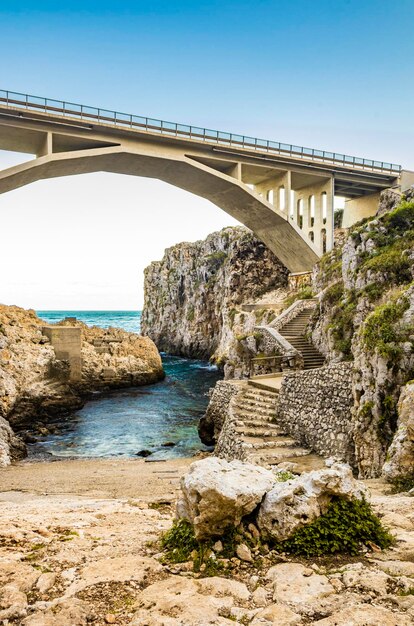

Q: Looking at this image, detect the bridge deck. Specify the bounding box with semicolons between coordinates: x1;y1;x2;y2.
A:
0;89;401;182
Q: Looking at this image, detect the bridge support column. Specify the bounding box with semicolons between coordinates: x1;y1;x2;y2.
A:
293;177;333;255
37;132;53;157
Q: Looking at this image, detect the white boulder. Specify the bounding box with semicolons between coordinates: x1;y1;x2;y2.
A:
176;457;275;539
257;463;366;541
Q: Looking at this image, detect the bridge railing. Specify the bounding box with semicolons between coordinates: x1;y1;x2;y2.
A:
0;89;401;176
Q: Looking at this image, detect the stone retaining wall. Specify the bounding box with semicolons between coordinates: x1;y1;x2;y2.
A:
198;381;242;446
276;363;355;463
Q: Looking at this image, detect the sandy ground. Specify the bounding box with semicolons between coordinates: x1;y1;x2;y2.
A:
0;456;194;500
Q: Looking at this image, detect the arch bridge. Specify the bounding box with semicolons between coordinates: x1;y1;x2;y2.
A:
0;89;406;273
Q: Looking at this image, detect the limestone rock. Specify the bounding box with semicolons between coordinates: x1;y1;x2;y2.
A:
266;563;335;607
197;577;250;602
0;304;163;445
0;415;26;467
21;598;89;626
141;226;289;379
0;584;28;622
257;463;366;541
130;576;236;625
236;543;253;562
383;382;414;482
252;586;268;607
176;457;275;539
250;602;302;625
312;604;413;625
36;572;56;594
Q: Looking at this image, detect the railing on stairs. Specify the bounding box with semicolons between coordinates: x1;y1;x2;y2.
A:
250;298;319;375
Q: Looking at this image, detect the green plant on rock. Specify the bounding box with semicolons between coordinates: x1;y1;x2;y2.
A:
362;295;410;360
378;393;398;445
161;519;198;563
283;286;314;308
388;474;414;494
272;497;393;557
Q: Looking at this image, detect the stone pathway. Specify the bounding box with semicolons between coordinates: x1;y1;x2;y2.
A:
232;383;325;472
278;305;325;370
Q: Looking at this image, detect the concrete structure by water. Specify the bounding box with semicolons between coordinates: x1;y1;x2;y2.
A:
0;89;410;271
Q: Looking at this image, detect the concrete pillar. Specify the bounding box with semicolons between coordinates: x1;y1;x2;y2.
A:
37;132;53;157
325;178;334;252
313;193;322;251
226;162;242;181
42;326;82;382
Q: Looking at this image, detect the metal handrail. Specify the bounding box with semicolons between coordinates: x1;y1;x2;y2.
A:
0;89;402;176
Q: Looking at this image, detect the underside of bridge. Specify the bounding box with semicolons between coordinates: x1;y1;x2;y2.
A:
0;96;405;273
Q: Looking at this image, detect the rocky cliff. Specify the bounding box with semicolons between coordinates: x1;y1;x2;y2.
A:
0;304;164;465
141;226;289;378
309;190;414;479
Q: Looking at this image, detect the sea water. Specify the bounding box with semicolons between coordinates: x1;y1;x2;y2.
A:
33;311;221;459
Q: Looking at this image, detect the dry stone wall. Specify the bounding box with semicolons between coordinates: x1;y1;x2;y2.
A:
276;363;355;463
198;380;241;446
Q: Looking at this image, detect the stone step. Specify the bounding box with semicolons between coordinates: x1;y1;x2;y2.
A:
235;419;280;429
249;446;312;463
238;396;278;409
241;436;298;449
235;426;284;437
243;388;279;399
234;404;277;417
233;409;276;423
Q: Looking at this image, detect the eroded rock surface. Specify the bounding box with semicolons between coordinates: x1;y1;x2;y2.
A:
257;463;366;541
177;457;275;539
0;468;413;626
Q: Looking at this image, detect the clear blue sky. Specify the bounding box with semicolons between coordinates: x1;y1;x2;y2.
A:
0;1;413;309
1;0;413;166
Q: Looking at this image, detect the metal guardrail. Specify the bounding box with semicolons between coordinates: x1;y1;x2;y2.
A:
0;89;402;176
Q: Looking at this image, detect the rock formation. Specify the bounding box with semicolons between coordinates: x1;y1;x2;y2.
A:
141;226;289;378
177;457;275;539
0;304;164;465
309;191;414;478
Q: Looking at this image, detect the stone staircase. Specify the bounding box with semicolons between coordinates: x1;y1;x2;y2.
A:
231;384;324;471
278;305;325;370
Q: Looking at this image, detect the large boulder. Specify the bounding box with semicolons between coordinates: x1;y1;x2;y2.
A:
257;463;366;541
0;416;26;467
176;457;275;539
382;383;414;483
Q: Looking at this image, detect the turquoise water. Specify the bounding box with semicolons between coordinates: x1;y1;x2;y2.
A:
38;310;141;333
33;311;220;459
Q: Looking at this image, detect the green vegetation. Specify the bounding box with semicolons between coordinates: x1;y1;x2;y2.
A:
272;497;393;557
361;245;412;284
187;307;195;322
283;285;314;308
322;281;344;306
206;250;228;273
327;290;357;358
334;208;344;229
388;474;414;494
161;519;198;563
378;394;398;444
228;308;238;328
161;498;392;567
362;295;410;360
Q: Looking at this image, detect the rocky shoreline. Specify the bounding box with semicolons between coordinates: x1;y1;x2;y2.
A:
0;305;164;466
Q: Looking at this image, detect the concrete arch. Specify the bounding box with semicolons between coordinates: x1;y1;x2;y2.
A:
0;144;320;273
